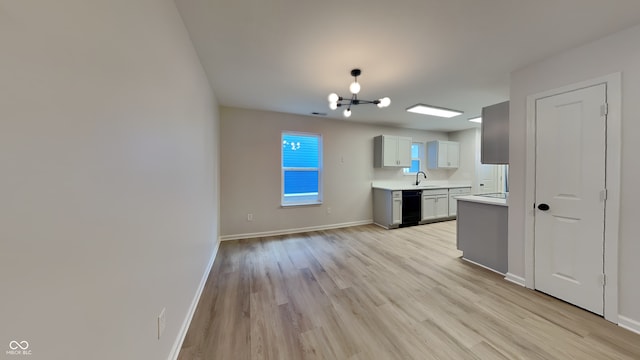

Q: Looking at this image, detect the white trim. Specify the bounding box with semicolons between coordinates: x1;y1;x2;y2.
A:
403;142;424;175
524;73;621;323
372;222;395;230
220;220;372;241
168;240;220;360
504;272;526;287
373;221;385;229
281;131;324;207
603;74;621;325
618;316;640;335
524;87;537;290
461;257;505;276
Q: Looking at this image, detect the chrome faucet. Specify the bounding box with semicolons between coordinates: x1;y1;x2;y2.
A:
415;171;427;185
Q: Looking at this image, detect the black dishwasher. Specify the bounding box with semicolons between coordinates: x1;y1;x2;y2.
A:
401;190;421;227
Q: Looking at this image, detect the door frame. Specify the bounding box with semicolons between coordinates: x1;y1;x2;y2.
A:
524;73;621;323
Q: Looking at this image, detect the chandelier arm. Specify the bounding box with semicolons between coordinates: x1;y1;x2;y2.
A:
337;98;381;106
355;99;381;105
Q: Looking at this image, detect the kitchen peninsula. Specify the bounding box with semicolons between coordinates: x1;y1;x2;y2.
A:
456;193;508;274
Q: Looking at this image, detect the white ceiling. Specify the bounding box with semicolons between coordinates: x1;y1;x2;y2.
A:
175;0;640;132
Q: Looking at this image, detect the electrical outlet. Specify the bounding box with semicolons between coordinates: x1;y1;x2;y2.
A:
327;207;331;214
158;308;166;340
247;213;254;221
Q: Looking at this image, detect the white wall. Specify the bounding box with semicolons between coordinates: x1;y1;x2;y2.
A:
509;24;640;324
219;107;472;237
448;128;480;193
0;1;220;359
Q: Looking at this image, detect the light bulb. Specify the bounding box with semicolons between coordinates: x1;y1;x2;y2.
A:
378;97;391;108
329;102;337;110
349;81;360;94
343;108;352;118
328;93;339;103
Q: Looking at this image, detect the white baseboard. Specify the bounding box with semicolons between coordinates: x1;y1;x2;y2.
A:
618;315;640;335
168;239;220;360
504;272;526;287
219;220;373;241
461;257;505;276
372;222;394;230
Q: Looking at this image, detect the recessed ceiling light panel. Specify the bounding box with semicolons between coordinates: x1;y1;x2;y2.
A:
468;116;482;123
406;104;463;118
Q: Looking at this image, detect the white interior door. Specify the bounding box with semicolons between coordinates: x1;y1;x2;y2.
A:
477;163;499;193
534;83;606;315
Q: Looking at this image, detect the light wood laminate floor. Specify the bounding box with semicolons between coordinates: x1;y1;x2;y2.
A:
178;221;640;359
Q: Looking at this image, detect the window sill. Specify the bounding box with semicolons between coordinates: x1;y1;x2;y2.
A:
282;192;321;207
281;201;323;207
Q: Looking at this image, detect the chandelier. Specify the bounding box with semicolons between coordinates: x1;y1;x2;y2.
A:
327;69;391;118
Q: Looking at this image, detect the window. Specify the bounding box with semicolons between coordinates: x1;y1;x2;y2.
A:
282;132;322;206
403;142;423;174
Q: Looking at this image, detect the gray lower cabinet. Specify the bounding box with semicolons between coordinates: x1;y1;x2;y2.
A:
456;200;508;274
374;186;473;229
421;189;448;222
373;189;402;229
448;187;471;216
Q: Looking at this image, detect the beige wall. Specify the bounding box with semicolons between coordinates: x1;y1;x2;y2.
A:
219;107;475;238
509;24;640;325
0;1;219;359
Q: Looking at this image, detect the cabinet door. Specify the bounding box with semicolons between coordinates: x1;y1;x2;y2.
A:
428;140;460;169
383;136;398;166
481;101;509;164
422;195;437;221
448;187;470;216
397;136;412;167
437;142;449;167
449;196;458;216
446;142;460;168
391;195;402;225
391;191;403;225
436;195;449;217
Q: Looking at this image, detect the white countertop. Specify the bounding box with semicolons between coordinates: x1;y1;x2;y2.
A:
371;181;471;191
456;194;508;207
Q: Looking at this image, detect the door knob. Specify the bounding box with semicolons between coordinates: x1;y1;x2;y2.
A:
537;203;550;211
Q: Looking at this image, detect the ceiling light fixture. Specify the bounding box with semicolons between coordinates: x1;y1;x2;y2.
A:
328;69;390;117
406;104;463;118
468;116;482;123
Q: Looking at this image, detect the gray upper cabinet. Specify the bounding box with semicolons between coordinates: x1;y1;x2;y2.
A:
481;101;509;164
427;140;459;169
373;135;412;168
